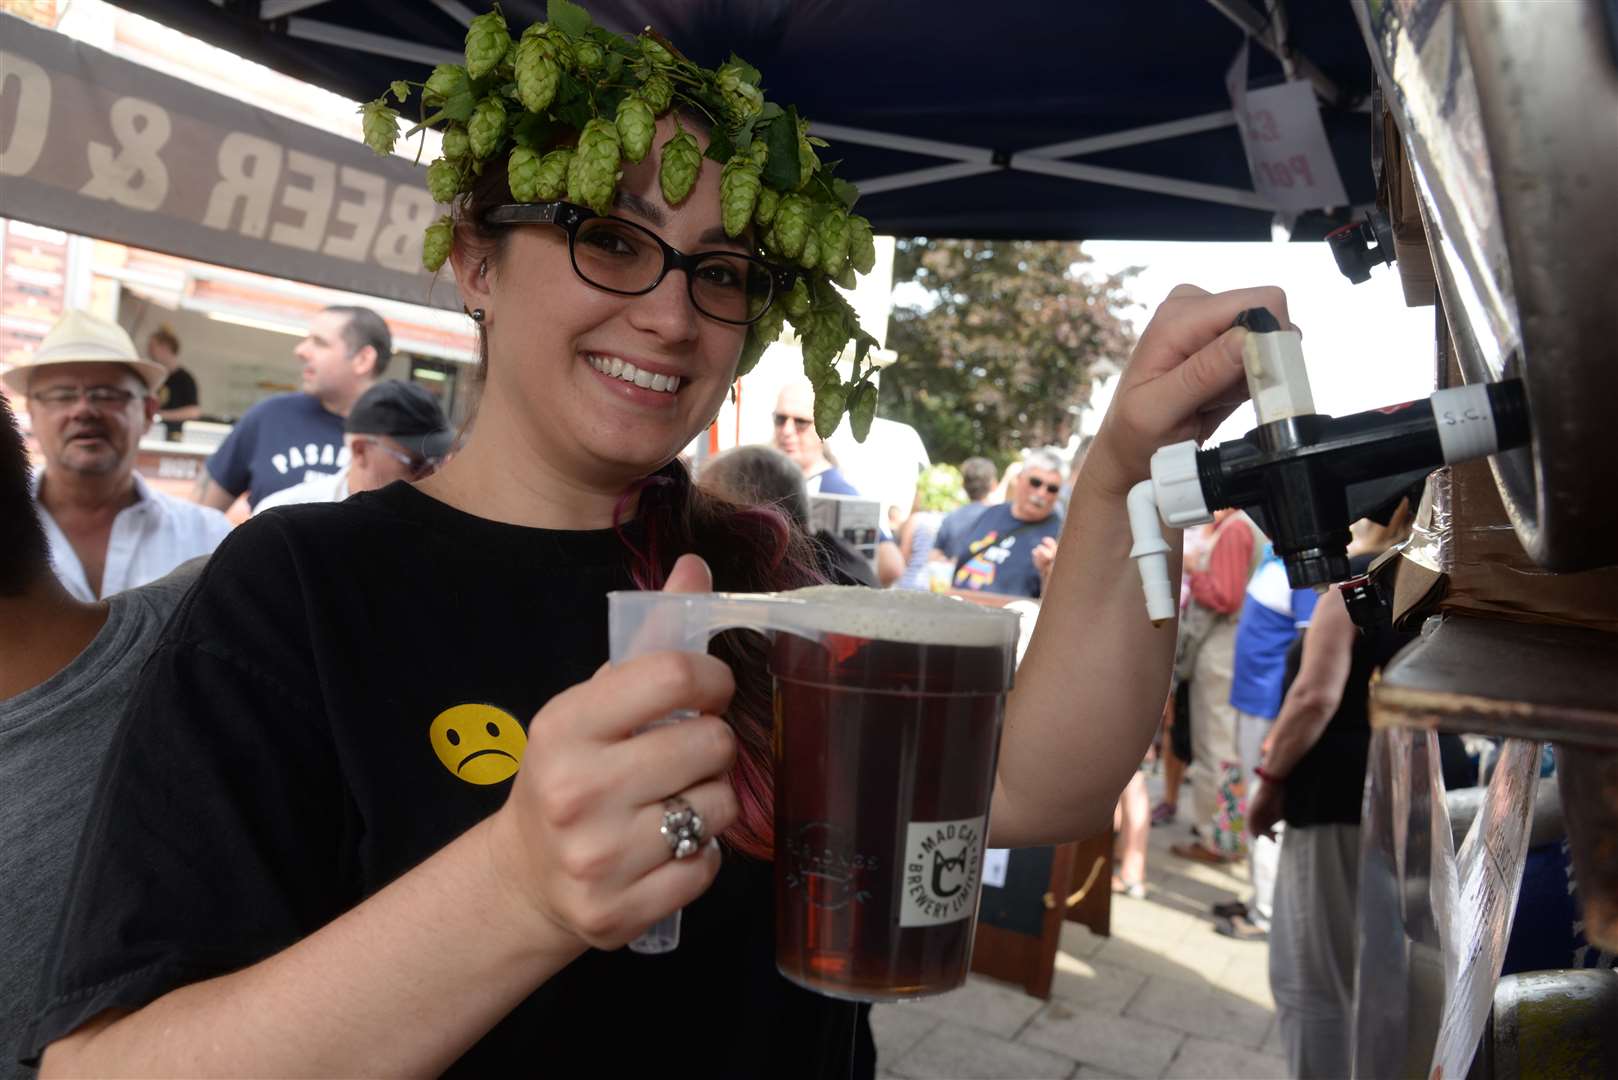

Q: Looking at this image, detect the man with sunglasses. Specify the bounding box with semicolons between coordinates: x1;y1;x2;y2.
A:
771;379;860;496
5;310;231;601
948;448;1066;599
253;381;452;514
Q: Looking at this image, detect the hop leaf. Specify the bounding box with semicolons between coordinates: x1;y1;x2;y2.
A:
814;380;847;439
795;119;820;190
534;148;573;200
774;194;811;259
640;73;672;115
849;380;877;442
515;39;561;113
468;96;507;159
567;118;621;215
753;186;780;228
507;146;542;202
658;131;702;205
426;157;460;204
616;95;656;163
422;215;453;272
464;10;511;81
359;98;401;156
423;64;470;107
720;157;762;238
816;209;850;273
442;126;470;163
848;215;876;274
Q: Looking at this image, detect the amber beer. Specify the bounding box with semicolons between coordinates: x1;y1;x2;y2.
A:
769;589;1017;1001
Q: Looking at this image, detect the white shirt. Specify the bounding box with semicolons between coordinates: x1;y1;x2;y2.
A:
251;466;350;514
32;470;232;602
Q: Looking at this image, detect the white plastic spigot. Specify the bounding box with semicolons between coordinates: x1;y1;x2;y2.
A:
1127;441;1215;626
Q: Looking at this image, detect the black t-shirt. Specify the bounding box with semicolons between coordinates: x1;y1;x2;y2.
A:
157;366;199;411
28;482;873;1077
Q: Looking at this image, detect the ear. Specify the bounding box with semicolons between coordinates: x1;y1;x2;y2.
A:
448;243;493;316
139;394;158;434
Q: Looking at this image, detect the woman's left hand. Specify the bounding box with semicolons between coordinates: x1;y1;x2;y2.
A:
1083;285;1293;499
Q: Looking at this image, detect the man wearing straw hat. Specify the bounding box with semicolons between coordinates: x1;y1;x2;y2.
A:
4;310;231;601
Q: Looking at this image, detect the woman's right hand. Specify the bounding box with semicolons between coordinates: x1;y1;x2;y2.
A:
487;555;740;953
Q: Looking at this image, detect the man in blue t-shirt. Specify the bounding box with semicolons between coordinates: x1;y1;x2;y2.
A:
197;306;392;510
949;449;1064;599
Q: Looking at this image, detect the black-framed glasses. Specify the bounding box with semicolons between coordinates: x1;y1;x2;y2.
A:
28;386;140;410
1025;476;1061;493
483;202;796;326
773;413;814;433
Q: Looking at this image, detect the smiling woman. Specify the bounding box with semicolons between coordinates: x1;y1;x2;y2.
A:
31;5;1294;1079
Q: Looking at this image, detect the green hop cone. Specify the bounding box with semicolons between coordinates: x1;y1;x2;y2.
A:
833;260;857;290
753;186;780;228
817;209;850;272
515;39;560;113
464;10;510;81
813;380;847;439
639;35;675;68
359;98;401;156
441;126;470;163
640;73;672;115
737;302;784;379
468;97;507;159
574;40;605;73
522;24;575;71
747;139;769;169
720;157;762;238
427;157;460;204
507;146;542;202
718;66;764;122
848;381;877;442
423;64;470;108
798;227;820;271
782;277;811;318
422;215;453;272
568;118;621;215
774;194;812;259
658;131;702;205
616;95;656;164
533;148;573;200
848;215;876;274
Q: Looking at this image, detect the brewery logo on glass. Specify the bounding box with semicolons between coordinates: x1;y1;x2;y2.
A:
901;816;986;927
782;821;878;911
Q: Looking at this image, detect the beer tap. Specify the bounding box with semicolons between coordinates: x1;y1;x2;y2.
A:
1128;308;1532;624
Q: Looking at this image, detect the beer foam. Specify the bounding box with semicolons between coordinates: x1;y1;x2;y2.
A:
774;585;1021;648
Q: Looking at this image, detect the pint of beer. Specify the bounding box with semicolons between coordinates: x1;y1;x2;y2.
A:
768;587;1019;1001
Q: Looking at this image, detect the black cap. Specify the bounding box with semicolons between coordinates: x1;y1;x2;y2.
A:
345;381;453;460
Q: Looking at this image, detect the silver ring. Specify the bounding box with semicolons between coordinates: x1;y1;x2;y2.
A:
660;797;706;860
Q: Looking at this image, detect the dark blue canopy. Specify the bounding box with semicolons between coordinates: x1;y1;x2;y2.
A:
111;0;1376;241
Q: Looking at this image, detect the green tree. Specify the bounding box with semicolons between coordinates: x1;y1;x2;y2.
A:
882;237;1137;466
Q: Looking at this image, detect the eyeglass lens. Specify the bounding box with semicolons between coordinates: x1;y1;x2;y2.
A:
1027;477;1058;493
773;413;813;433
31;386;137;409
572;217;774;324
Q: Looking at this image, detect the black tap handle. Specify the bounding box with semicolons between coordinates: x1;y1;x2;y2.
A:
1233;307;1283;334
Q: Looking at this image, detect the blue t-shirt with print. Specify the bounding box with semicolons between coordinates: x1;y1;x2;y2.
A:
950;502;1062;599
207;393;349;507
933;502;990;563
1230;556;1320;719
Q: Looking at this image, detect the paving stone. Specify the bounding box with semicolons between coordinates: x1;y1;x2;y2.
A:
1261;1016;1283;1058
1212;950;1276;1009
890;1021;1078;1079
871;1002;944;1069
909;974;1048;1039
1049;951;1149;1017
1074;1069;1128;1080
1161;1035;1288;1078
1091;933;1241;987
1021;1002;1181;1079
1124;976;1274;1050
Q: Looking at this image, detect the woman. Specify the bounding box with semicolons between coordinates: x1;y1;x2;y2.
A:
31;22;1290;1080
895;464;964;591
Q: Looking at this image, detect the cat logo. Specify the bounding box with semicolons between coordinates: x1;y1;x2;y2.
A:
900;816;986;927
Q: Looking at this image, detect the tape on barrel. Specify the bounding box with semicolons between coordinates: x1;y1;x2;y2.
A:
1431;384;1499;463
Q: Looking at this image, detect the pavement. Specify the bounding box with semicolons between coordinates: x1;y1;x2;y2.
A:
870;777;1288;1079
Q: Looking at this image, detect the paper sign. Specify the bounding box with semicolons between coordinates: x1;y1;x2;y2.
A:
1226;39;1350;214
982;847;1010;889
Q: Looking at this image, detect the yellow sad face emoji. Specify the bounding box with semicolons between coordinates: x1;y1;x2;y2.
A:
429;704;527;785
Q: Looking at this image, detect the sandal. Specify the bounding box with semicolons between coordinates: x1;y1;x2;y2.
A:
1112;877;1148;900
1215;913;1268;942
1171;842;1233;866
1149;801;1178;826
1211;900;1248;919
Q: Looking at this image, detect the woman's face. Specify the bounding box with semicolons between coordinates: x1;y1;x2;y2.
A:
478;118;749;487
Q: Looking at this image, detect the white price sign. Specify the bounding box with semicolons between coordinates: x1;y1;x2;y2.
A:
1226;39;1349;214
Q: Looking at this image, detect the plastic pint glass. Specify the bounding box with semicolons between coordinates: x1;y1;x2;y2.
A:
768;588;1020;1001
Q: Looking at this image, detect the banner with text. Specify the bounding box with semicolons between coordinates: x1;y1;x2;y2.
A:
0;15;454;310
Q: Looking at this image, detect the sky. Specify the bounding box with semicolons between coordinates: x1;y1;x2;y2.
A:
1078;239;1439;445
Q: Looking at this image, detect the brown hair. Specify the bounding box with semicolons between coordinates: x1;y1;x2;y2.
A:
148;324;180;355
453;142;821;861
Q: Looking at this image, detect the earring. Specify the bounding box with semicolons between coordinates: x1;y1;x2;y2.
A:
470;308;485;323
